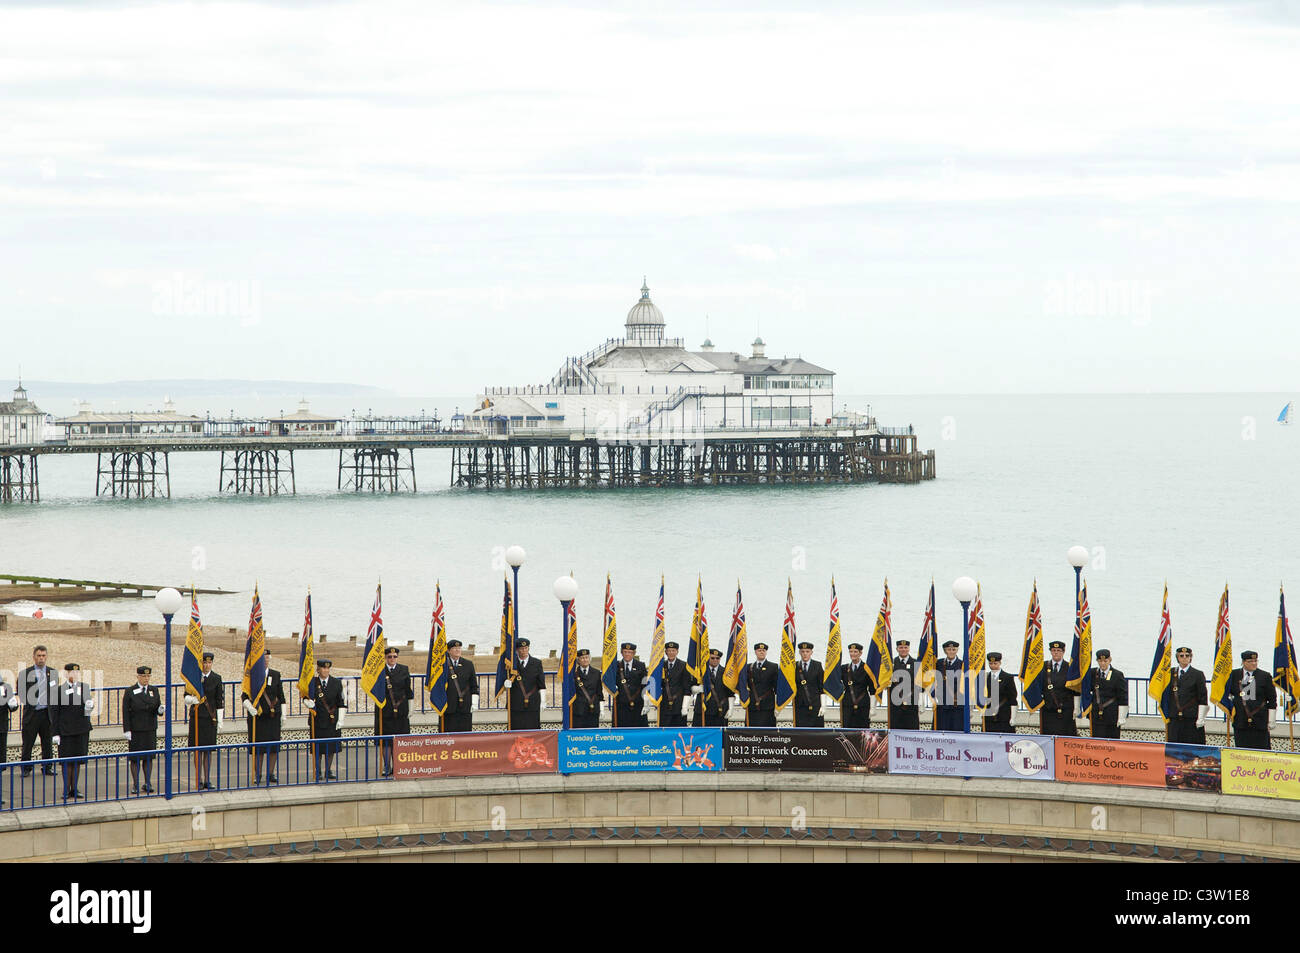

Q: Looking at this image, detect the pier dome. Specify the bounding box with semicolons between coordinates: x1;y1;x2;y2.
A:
625;279;665;345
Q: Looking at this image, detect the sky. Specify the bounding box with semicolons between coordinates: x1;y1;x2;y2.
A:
2;0;1298;397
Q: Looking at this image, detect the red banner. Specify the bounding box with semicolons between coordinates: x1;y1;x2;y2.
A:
393;730;558;779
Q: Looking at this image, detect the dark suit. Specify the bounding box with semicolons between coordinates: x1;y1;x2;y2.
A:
308;675;346;778
244;668;285;744
19;664;59;769
122;681;162;788
658;657;694;727
1089;666;1129;739
1167;665;1208;744
571;665;603;729
51;682;93;798
510;656;546;729
692;664;731;726
888;657;921;730
840;661;871;728
747;660;778;727
612;658;648;727
934;656;965;731
1227;668;1276;750
443;657;478;732
793;659;824;727
375;663;413;736
1038;660;1078;736
188;671;223;746
978;669;1018;733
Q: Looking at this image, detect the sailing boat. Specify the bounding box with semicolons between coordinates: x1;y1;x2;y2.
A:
1280;401;1294;425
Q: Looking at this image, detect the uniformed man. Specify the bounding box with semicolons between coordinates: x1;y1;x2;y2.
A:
304;658;347;780
793;642;825;727
1038;640;1078;736
840;643;871;728
19;645;59;776
0;670;18;805
1167;646;1208;744
51;663;93;801
612;642;647;727
122;665;163;794
184;651;224;790
442;640;478;732
934;640;965;731
376;646;413;776
1227;650;1276;750
505;638;547;730
571;648;603;728
243;649;286;784
747;643;779;727
691;648;732;727
888;639;921;729
1088;649;1129;739
979;652;1018;733
658;642;694;727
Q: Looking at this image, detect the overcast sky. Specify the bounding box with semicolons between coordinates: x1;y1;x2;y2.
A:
2;1;1298;396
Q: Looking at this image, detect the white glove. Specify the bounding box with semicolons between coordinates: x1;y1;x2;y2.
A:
1073;698;1081;718
1195;705;1206;728
156;705;164;716
472;694;480;711
503;678;514;688
303;698;316;709
6;696;17;710
691;685;702;695
53;735;61;746
337;709;347;729
183;694;199;707
243;700;257;717
217;712;224;731
85;694;96;714
822;694;833;709
124;730;132;740
539;690;548;710
1116;706;1128;729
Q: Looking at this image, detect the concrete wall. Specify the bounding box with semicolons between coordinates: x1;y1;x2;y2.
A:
2;772;1295;863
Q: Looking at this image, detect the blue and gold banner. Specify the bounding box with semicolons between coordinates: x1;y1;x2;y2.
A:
560;728;723;773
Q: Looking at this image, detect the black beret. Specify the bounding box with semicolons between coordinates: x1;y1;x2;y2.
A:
847;643;864;651
1241;650;1258;661
447;640;462;648
576;648;591;657
1176;646;1193;654
1048;641;1065;650
753;642;769;651
986;652;1002;662
1095;649;1111;659
620;642;635;651
516;638;530;647
137;665;152;675
895;639;910;648
317;658;332;667
202;651;216;661
64;662;80;671
942;640;959;649
385;646;399;654
263;649;272;657
708;648;723;658
797;642;813;650
665;642;679;650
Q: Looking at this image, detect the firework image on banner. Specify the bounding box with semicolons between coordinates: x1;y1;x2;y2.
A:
723;728;888;773
393;731;558;779
561;728;723;772
1220;748;1300;801
886;730;1055;780
1054;737;1221;792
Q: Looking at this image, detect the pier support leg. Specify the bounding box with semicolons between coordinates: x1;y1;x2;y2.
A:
0;452;38;502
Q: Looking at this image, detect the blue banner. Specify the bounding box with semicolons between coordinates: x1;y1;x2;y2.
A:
887;729;1056;780
561;728;723;773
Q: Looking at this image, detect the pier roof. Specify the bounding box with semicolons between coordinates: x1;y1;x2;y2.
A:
690;351;833;376
0;382;44;417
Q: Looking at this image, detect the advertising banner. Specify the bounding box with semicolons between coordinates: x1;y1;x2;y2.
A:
1221;748;1300;801
393;730;558;780
1054;737;1221;792
560;728;723;773
887;730;1055;780
723;727;888;773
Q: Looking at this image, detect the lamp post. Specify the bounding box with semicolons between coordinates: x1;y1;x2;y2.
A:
554;576;578;731
1067;545;1088;611
506;545;526;709
952;576;978;734
154;587;184;800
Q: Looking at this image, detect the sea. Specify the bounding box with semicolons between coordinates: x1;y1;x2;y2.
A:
0;392;1295;677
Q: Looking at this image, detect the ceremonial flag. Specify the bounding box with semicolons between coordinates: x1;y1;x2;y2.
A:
241;585;268;709
561;581;577;728
722;582;750;708
823;579;844;703
297;591;315;700
967;583;987;710
361;583;388;709
1147;585;1174;722
865;579;894;700
776;580;797;711
687;577;709;683
1019;582;1044;712
1212;584;1233;716
181;589;205;698
1066;581;1093;716
1273;586;1298;718
494;577;515;699
917;582;938;701
647;576;667;710
426;582;449;716
601;574;619;698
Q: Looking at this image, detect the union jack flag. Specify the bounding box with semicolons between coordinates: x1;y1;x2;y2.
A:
1148;585;1174;721
647;577;667;709
361;583;388;707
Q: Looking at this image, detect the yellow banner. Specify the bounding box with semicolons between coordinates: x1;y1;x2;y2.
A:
1221;748;1300;801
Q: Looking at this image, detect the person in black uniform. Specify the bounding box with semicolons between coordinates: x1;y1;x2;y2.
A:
1088;649;1129;739
979;652;1018;733
442;640;478;732
184;651;224;790
658;642;693;727
506;638;547;730
51;663;93;801
888;639;920;729
376;646;413;776
611;642;647;727
933;641;965;731
1038;640;1078;736
122;665;163;794
792;642;825;727
19;645;59;777
571;648;603;729
1227;650;1276;750
840;643;872;728
691;648;731;727
244;649;286;784
1167;646;1208;744
0;671;18;804
305;658;346;780
746;643;778;727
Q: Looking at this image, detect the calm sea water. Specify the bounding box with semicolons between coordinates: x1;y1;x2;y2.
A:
1;393;1295;676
